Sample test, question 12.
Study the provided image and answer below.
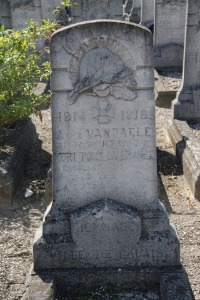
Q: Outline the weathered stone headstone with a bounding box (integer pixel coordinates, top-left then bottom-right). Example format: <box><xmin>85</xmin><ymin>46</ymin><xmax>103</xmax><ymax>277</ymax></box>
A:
<box><xmin>0</xmin><ymin>0</ymin><xmax>12</xmax><ymax>29</ymax></box>
<box><xmin>9</xmin><ymin>0</ymin><xmax>63</xmax><ymax>29</ymax></box>
<box><xmin>130</xmin><ymin>0</ymin><xmax>141</xmax><ymax>23</ymax></box>
<box><xmin>10</xmin><ymin>0</ymin><xmax>41</xmax><ymax>29</ymax></box>
<box><xmin>154</xmin><ymin>0</ymin><xmax>186</xmax><ymax>70</ymax></box>
<box><xmin>141</xmin><ymin>0</ymin><xmax>154</xmax><ymax>30</ymax></box>
<box><xmin>33</xmin><ymin>20</ymin><xmax>179</xmax><ymax>279</ymax></box>
<box><xmin>71</xmin><ymin>0</ymin><xmax>124</xmax><ymax>23</ymax></box>
<box><xmin>172</xmin><ymin>0</ymin><xmax>200</xmax><ymax>120</ymax></box>
<box><xmin>40</xmin><ymin>0</ymin><xmax>62</xmax><ymax>20</ymax></box>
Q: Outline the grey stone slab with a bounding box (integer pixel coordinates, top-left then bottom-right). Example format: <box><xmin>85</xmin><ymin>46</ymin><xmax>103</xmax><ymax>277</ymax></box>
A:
<box><xmin>22</xmin><ymin>267</ymin><xmax>194</xmax><ymax>299</ymax></box>
<box><xmin>130</xmin><ymin>0</ymin><xmax>141</xmax><ymax>23</ymax></box>
<box><xmin>141</xmin><ymin>0</ymin><xmax>154</xmax><ymax>30</ymax></box>
<box><xmin>168</xmin><ymin>118</ymin><xmax>200</xmax><ymax>200</ymax></box>
<box><xmin>33</xmin><ymin>20</ymin><xmax>180</xmax><ymax>274</ymax></box>
<box><xmin>154</xmin><ymin>0</ymin><xmax>186</xmax><ymax>70</ymax></box>
<box><xmin>71</xmin><ymin>0</ymin><xmax>124</xmax><ymax>23</ymax></box>
<box><xmin>10</xmin><ymin>0</ymin><xmax>41</xmax><ymax>30</ymax></box>
<box><xmin>0</xmin><ymin>118</ymin><xmax>37</xmax><ymax>208</ymax></box>
<box><xmin>8</xmin><ymin>0</ymin><xmax>63</xmax><ymax>30</ymax></box>
<box><xmin>0</xmin><ymin>0</ymin><xmax>13</xmax><ymax>29</ymax></box>
<box><xmin>34</xmin><ymin>200</ymin><xmax>179</xmax><ymax>269</ymax></box>
<box><xmin>22</xmin><ymin>266</ymin><xmax>54</xmax><ymax>300</ymax></box>
<box><xmin>172</xmin><ymin>0</ymin><xmax>200</xmax><ymax>120</ymax></box>
<box><xmin>40</xmin><ymin>0</ymin><xmax>61</xmax><ymax>20</ymax></box>
<box><xmin>154</xmin><ymin>70</ymin><xmax>179</xmax><ymax>107</ymax></box>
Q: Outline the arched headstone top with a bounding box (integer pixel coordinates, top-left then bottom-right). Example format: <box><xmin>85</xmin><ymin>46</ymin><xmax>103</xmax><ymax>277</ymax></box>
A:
<box><xmin>50</xmin><ymin>20</ymin><xmax>153</xmax><ymax>94</ymax></box>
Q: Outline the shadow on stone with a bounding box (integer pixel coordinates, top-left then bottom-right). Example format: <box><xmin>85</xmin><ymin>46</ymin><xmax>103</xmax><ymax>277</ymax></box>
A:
<box><xmin>157</xmin><ymin>148</ymin><xmax>183</xmax><ymax>177</ymax></box>
<box><xmin>23</xmin><ymin>266</ymin><xmax>194</xmax><ymax>300</ymax></box>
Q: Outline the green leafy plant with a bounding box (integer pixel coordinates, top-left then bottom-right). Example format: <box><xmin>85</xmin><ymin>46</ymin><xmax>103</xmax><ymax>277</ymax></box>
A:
<box><xmin>61</xmin><ymin>0</ymin><xmax>72</xmax><ymax>6</ymax></box>
<box><xmin>0</xmin><ymin>20</ymin><xmax>56</xmax><ymax>127</ymax></box>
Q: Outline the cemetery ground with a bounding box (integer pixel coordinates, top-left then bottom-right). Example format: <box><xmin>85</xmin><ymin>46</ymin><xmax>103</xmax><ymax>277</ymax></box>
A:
<box><xmin>0</xmin><ymin>105</ymin><xmax>200</xmax><ymax>300</ymax></box>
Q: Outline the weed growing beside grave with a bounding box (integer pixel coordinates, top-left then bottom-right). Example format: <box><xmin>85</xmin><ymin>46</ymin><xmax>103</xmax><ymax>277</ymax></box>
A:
<box><xmin>0</xmin><ymin>20</ymin><xmax>56</xmax><ymax>127</ymax></box>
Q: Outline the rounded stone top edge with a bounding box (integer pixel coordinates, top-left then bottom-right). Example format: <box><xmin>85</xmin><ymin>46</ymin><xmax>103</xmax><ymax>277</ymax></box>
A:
<box><xmin>51</xmin><ymin>19</ymin><xmax>152</xmax><ymax>39</ymax></box>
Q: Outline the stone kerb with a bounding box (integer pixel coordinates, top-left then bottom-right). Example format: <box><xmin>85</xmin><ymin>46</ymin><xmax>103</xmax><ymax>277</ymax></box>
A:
<box><xmin>154</xmin><ymin>0</ymin><xmax>186</xmax><ymax>70</ymax></box>
<box><xmin>33</xmin><ymin>20</ymin><xmax>179</xmax><ymax>272</ymax></box>
<box><xmin>172</xmin><ymin>0</ymin><xmax>200</xmax><ymax>120</ymax></box>
<box><xmin>71</xmin><ymin>0</ymin><xmax>124</xmax><ymax>23</ymax></box>
<box><xmin>168</xmin><ymin>118</ymin><xmax>200</xmax><ymax>200</ymax></box>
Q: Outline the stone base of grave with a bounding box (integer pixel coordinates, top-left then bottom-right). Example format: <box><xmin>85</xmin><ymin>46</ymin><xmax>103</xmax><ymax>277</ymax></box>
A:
<box><xmin>154</xmin><ymin>70</ymin><xmax>178</xmax><ymax>107</ymax></box>
<box><xmin>0</xmin><ymin>118</ymin><xmax>37</xmax><ymax>208</ymax></box>
<box><xmin>33</xmin><ymin>199</ymin><xmax>180</xmax><ymax>270</ymax></box>
<box><xmin>33</xmin><ymin>227</ymin><xmax>180</xmax><ymax>270</ymax></box>
<box><xmin>168</xmin><ymin>118</ymin><xmax>200</xmax><ymax>200</ymax></box>
<box><xmin>172</xmin><ymin>93</ymin><xmax>200</xmax><ymax>121</ymax></box>
<box><xmin>22</xmin><ymin>265</ymin><xmax>194</xmax><ymax>300</ymax></box>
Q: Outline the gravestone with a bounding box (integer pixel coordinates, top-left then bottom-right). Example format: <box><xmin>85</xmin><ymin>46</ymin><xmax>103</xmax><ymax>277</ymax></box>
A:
<box><xmin>9</xmin><ymin>0</ymin><xmax>63</xmax><ymax>29</ymax></box>
<box><xmin>172</xmin><ymin>0</ymin><xmax>200</xmax><ymax>120</ymax></box>
<box><xmin>10</xmin><ymin>0</ymin><xmax>41</xmax><ymax>29</ymax></box>
<box><xmin>0</xmin><ymin>0</ymin><xmax>12</xmax><ymax>29</ymax></box>
<box><xmin>33</xmin><ymin>20</ymin><xmax>179</xmax><ymax>280</ymax></box>
<box><xmin>154</xmin><ymin>0</ymin><xmax>186</xmax><ymax>70</ymax></box>
<box><xmin>130</xmin><ymin>0</ymin><xmax>141</xmax><ymax>23</ymax></box>
<box><xmin>71</xmin><ymin>0</ymin><xmax>124</xmax><ymax>23</ymax></box>
<box><xmin>40</xmin><ymin>0</ymin><xmax>62</xmax><ymax>20</ymax></box>
<box><xmin>141</xmin><ymin>0</ymin><xmax>154</xmax><ymax>30</ymax></box>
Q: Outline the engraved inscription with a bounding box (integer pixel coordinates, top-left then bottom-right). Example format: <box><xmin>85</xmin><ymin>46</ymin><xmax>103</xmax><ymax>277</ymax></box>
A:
<box><xmin>49</xmin><ymin>247</ymin><xmax>169</xmax><ymax>264</ymax></box>
<box><xmin>75</xmin><ymin>221</ymin><xmax>137</xmax><ymax>233</ymax></box>
<box><xmin>53</xmin><ymin>109</ymin><xmax>152</xmax><ymax>124</ymax></box>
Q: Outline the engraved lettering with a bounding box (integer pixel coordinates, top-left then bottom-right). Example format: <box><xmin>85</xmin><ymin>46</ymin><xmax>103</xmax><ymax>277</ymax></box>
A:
<box><xmin>56</xmin><ymin>130</ymin><xmax>63</xmax><ymax>139</ymax></box>
<box><xmin>64</xmin><ymin>111</ymin><xmax>71</xmax><ymax>121</ymax></box>
<box><xmin>145</xmin><ymin>127</ymin><xmax>152</xmax><ymax>136</ymax></box>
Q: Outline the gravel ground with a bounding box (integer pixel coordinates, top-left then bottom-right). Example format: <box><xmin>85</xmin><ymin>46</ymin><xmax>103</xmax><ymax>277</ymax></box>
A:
<box><xmin>188</xmin><ymin>121</ymin><xmax>200</xmax><ymax>141</ymax></box>
<box><xmin>158</xmin><ymin>72</ymin><xmax>182</xmax><ymax>90</ymax></box>
<box><xmin>0</xmin><ymin>105</ymin><xmax>200</xmax><ymax>300</ymax></box>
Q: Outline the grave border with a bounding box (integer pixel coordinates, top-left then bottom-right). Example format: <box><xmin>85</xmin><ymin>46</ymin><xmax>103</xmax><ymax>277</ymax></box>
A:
<box><xmin>168</xmin><ymin>118</ymin><xmax>200</xmax><ymax>200</ymax></box>
<box><xmin>22</xmin><ymin>265</ymin><xmax>194</xmax><ymax>300</ymax></box>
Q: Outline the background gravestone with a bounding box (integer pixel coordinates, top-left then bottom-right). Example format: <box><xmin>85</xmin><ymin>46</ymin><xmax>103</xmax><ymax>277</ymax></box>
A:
<box><xmin>9</xmin><ymin>0</ymin><xmax>62</xmax><ymax>29</ymax></box>
<box><xmin>71</xmin><ymin>0</ymin><xmax>124</xmax><ymax>23</ymax></box>
<box><xmin>33</xmin><ymin>20</ymin><xmax>179</xmax><ymax>274</ymax></box>
<box><xmin>154</xmin><ymin>0</ymin><xmax>186</xmax><ymax>70</ymax></box>
<box><xmin>40</xmin><ymin>0</ymin><xmax>62</xmax><ymax>20</ymax></box>
<box><xmin>172</xmin><ymin>0</ymin><xmax>200</xmax><ymax>120</ymax></box>
<box><xmin>0</xmin><ymin>0</ymin><xmax>12</xmax><ymax>29</ymax></box>
<box><xmin>141</xmin><ymin>0</ymin><xmax>154</xmax><ymax>31</ymax></box>
<box><xmin>10</xmin><ymin>0</ymin><xmax>41</xmax><ymax>29</ymax></box>
<box><xmin>130</xmin><ymin>0</ymin><xmax>141</xmax><ymax>23</ymax></box>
